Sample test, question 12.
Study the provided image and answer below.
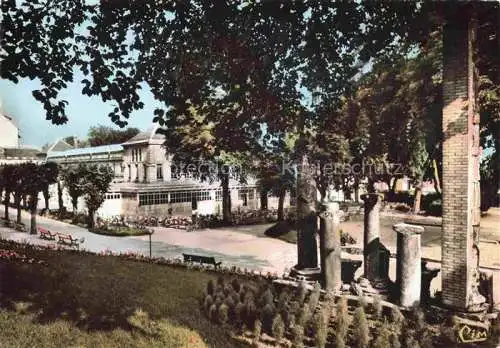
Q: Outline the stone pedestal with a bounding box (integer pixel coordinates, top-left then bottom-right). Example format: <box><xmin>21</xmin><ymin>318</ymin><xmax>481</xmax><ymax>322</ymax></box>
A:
<box><xmin>319</xmin><ymin>202</ymin><xmax>342</xmax><ymax>292</ymax></box>
<box><xmin>421</xmin><ymin>261</ymin><xmax>440</xmax><ymax>303</ymax></box>
<box><xmin>361</xmin><ymin>193</ymin><xmax>381</xmax><ymax>281</ymax></box>
<box><xmin>394</xmin><ymin>223</ymin><xmax>423</xmax><ymax>308</ymax></box>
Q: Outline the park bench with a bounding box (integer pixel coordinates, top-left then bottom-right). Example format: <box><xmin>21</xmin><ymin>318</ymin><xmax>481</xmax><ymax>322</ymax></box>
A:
<box><xmin>182</xmin><ymin>253</ymin><xmax>221</xmax><ymax>269</ymax></box>
<box><xmin>57</xmin><ymin>233</ymin><xmax>85</xmax><ymax>248</ymax></box>
<box><xmin>37</xmin><ymin>227</ymin><xmax>57</xmax><ymax>241</ymax></box>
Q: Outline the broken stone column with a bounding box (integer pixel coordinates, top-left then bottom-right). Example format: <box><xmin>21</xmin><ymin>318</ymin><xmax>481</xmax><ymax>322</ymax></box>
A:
<box><xmin>319</xmin><ymin>201</ymin><xmax>342</xmax><ymax>292</ymax></box>
<box><xmin>394</xmin><ymin>223</ymin><xmax>423</xmax><ymax>308</ymax></box>
<box><xmin>361</xmin><ymin>193</ymin><xmax>381</xmax><ymax>281</ymax></box>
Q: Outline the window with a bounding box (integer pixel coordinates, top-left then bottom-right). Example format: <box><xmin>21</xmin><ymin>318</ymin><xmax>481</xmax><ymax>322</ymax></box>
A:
<box><xmin>157</xmin><ymin>164</ymin><xmax>163</xmax><ymax>180</ymax></box>
<box><xmin>215</xmin><ymin>190</ymin><xmax>222</xmax><ymax>201</ymax></box>
<box><xmin>132</xmin><ymin>149</ymin><xmax>135</xmax><ymax>162</ymax></box>
<box><xmin>170</xmin><ymin>191</ymin><xmax>191</xmax><ymax>203</ymax></box>
<box><xmin>143</xmin><ymin>164</ymin><xmax>147</xmax><ymax>182</ymax></box>
<box><xmin>139</xmin><ymin>192</ymin><xmax>170</xmax><ymax>206</ymax></box>
<box><xmin>239</xmin><ymin>188</ymin><xmax>255</xmax><ymax>200</ymax></box>
<box><xmin>128</xmin><ymin>165</ymin><xmax>131</xmax><ymax>181</ymax></box>
<box><xmin>139</xmin><ymin>148</ymin><xmax>142</xmax><ymax>161</ymax></box>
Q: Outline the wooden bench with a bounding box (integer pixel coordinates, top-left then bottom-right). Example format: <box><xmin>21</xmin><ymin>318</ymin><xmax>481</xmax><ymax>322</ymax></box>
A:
<box><xmin>182</xmin><ymin>253</ymin><xmax>221</xmax><ymax>268</ymax></box>
<box><xmin>57</xmin><ymin>233</ymin><xmax>85</xmax><ymax>248</ymax></box>
<box><xmin>38</xmin><ymin>227</ymin><xmax>57</xmax><ymax>240</ymax></box>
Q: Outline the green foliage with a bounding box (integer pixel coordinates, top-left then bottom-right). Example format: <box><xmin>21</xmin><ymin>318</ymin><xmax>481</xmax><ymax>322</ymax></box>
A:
<box><xmin>390</xmin><ymin>306</ymin><xmax>405</xmax><ymax>330</ymax></box>
<box><xmin>352</xmin><ymin>306</ymin><xmax>370</xmax><ymax>348</ymax></box>
<box><xmin>209</xmin><ymin>304</ymin><xmax>218</xmax><ymax>323</ymax></box>
<box><xmin>88</xmin><ymin>125</ymin><xmax>140</xmax><ymax>146</ymax></box>
<box><xmin>296</xmin><ymin>281</ymin><xmax>307</xmax><ymax>305</ymax></box>
<box><xmin>207</xmin><ymin>279</ymin><xmax>215</xmax><ymax>296</ymax></box>
<box><xmin>203</xmin><ymin>295</ymin><xmax>214</xmax><ymax>315</ymax></box>
<box><xmin>60</xmin><ymin>164</ymin><xmax>87</xmax><ymax>212</ymax></box>
<box><xmin>218</xmin><ymin>303</ymin><xmax>229</xmax><ymax>326</ymax></box>
<box><xmin>81</xmin><ymin>164</ymin><xmax>114</xmax><ymax>229</ymax></box>
<box><xmin>308</xmin><ymin>282</ymin><xmax>321</xmax><ymax>311</ymax></box>
<box><xmin>271</xmin><ymin>314</ymin><xmax>285</xmax><ymax>343</ymax></box>
<box><xmin>260</xmin><ymin>303</ymin><xmax>276</xmax><ymax>334</ymax></box>
<box><xmin>335</xmin><ymin>296</ymin><xmax>349</xmax><ymax>348</ymax></box>
<box><xmin>313</xmin><ymin>307</ymin><xmax>329</xmax><ymax>348</ymax></box>
<box><xmin>373</xmin><ymin>320</ymin><xmax>392</xmax><ymax>348</ymax></box>
<box><xmin>253</xmin><ymin>319</ymin><xmax>262</xmax><ymax>346</ymax></box>
<box><xmin>292</xmin><ymin>324</ymin><xmax>305</xmax><ymax>348</ymax></box>
<box><xmin>372</xmin><ymin>295</ymin><xmax>383</xmax><ymax>319</ymax></box>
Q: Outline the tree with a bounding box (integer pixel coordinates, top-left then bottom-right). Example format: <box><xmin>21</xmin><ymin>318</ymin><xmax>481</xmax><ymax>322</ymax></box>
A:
<box><xmin>87</xmin><ymin>125</ymin><xmax>140</xmax><ymax>146</ymax></box>
<box><xmin>41</xmin><ymin>162</ymin><xmax>59</xmax><ymax>212</ymax></box>
<box><xmin>11</xmin><ymin>164</ymin><xmax>30</xmax><ymax>225</ymax></box>
<box><xmin>22</xmin><ymin>163</ymin><xmax>47</xmax><ymax>234</ymax></box>
<box><xmin>81</xmin><ymin>164</ymin><xmax>114</xmax><ymax>229</ymax></box>
<box><xmin>1</xmin><ymin>165</ymin><xmax>16</xmax><ymax>221</ymax></box>
<box><xmin>60</xmin><ymin>163</ymin><xmax>87</xmax><ymax>214</ymax></box>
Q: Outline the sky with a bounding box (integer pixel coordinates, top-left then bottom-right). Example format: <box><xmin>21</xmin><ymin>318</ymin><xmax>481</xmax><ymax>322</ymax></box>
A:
<box><xmin>0</xmin><ymin>72</ymin><xmax>163</xmax><ymax>148</ymax></box>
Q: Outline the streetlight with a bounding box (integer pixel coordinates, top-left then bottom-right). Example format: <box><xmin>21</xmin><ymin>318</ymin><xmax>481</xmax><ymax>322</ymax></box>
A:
<box><xmin>148</xmin><ymin>228</ymin><xmax>154</xmax><ymax>258</ymax></box>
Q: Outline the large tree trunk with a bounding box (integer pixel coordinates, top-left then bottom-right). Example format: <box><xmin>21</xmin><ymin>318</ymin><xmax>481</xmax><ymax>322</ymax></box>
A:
<box><xmin>57</xmin><ymin>181</ymin><xmax>64</xmax><ymax>214</ymax></box>
<box><xmin>221</xmin><ymin>173</ymin><xmax>231</xmax><ymax>224</ymax></box>
<box><xmin>4</xmin><ymin>189</ymin><xmax>10</xmax><ymax>221</ymax></box>
<box><xmin>413</xmin><ymin>182</ymin><xmax>423</xmax><ymax>214</ymax></box>
<box><xmin>260</xmin><ymin>188</ymin><xmax>268</xmax><ymax>210</ymax></box>
<box><xmin>277</xmin><ymin>188</ymin><xmax>286</xmax><ymax>221</ymax></box>
<box><xmin>296</xmin><ymin>153</ymin><xmax>318</xmax><ymax>269</ymax></box>
<box><xmin>88</xmin><ymin>209</ymin><xmax>95</xmax><ymax>229</ymax></box>
<box><xmin>43</xmin><ymin>188</ymin><xmax>50</xmax><ymax>211</ymax></box>
<box><xmin>71</xmin><ymin>196</ymin><xmax>78</xmax><ymax>213</ymax></box>
<box><xmin>15</xmin><ymin>196</ymin><xmax>22</xmax><ymax>225</ymax></box>
<box><xmin>432</xmin><ymin>159</ymin><xmax>442</xmax><ymax>195</ymax></box>
<box><xmin>29</xmin><ymin>195</ymin><xmax>37</xmax><ymax>234</ymax></box>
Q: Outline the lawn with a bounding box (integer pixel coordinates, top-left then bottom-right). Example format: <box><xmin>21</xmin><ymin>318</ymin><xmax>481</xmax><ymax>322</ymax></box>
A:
<box><xmin>89</xmin><ymin>225</ymin><xmax>151</xmax><ymax>237</ymax></box>
<box><xmin>0</xmin><ymin>241</ymin><xmax>248</xmax><ymax>348</ymax></box>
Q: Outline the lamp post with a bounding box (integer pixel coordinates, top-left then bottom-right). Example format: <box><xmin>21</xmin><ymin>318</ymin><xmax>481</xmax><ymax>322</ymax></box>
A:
<box><xmin>148</xmin><ymin>228</ymin><xmax>154</xmax><ymax>258</ymax></box>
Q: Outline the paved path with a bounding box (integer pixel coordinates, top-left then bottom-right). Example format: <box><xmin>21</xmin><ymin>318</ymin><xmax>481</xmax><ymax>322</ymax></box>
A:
<box><xmin>0</xmin><ymin>208</ymin><xmax>296</xmax><ymax>274</ymax></box>
<box><xmin>1</xmin><ymin>207</ymin><xmax>498</xmax><ymax>277</ymax></box>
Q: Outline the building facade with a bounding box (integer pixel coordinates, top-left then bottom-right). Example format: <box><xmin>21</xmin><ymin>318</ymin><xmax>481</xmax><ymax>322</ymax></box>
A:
<box><xmin>46</xmin><ymin>126</ymin><xmax>280</xmax><ymax>218</ymax></box>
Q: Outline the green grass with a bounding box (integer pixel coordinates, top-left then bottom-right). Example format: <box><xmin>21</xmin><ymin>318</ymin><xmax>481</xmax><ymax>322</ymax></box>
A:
<box><xmin>89</xmin><ymin>226</ymin><xmax>150</xmax><ymax>237</ymax></box>
<box><xmin>0</xmin><ymin>241</ymin><xmax>248</xmax><ymax>348</ymax></box>
<box><xmin>264</xmin><ymin>221</ymin><xmax>297</xmax><ymax>244</ymax></box>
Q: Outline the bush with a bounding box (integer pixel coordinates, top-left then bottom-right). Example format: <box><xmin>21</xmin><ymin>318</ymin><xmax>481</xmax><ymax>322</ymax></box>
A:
<box><xmin>390</xmin><ymin>306</ymin><xmax>404</xmax><ymax>330</ymax></box>
<box><xmin>308</xmin><ymin>282</ymin><xmax>321</xmax><ymax>311</ymax></box>
<box><xmin>272</xmin><ymin>314</ymin><xmax>285</xmax><ymax>343</ymax></box>
<box><xmin>218</xmin><ymin>303</ymin><xmax>229</xmax><ymax>326</ymax></box>
<box><xmin>313</xmin><ymin>308</ymin><xmax>328</xmax><ymax>348</ymax></box>
<box><xmin>209</xmin><ymin>303</ymin><xmax>218</xmax><ymax>323</ymax></box>
<box><xmin>297</xmin><ymin>303</ymin><xmax>311</xmax><ymax>328</ymax></box>
<box><xmin>261</xmin><ymin>303</ymin><xmax>276</xmax><ymax>334</ymax></box>
<box><xmin>231</xmin><ymin>278</ymin><xmax>241</xmax><ymax>293</ymax></box>
<box><xmin>278</xmin><ymin>290</ymin><xmax>290</xmax><ymax>311</ymax></box>
<box><xmin>292</xmin><ymin>325</ymin><xmax>305</xmax><ymax>348</ymax></box>
<box><xmin>352</xmin><ymin>306</ymin><xmax>370</xmax><ymax>348</ymax></box>
<box><xmin>207</xmin><ymin>279</ymin><xmax>215</xmax><ymax>296</ymax></box>
<box><xmin>372</xmin><ymin>295</ymin><xmax>383</xmax><ymax>319</ymax></box>
<box><xmin>203</xmin><ymin>295</ymin><xmax>214</xmax><ymax>315</ymax></box>
<box><xmin>234</xmin><ymin>302</ymin><xmax>245</xmax><ymax>330</ymax></box>
<box><xmin>253</xmin><ymin>319</ymin><xmax>262</xmax><ymax>346</ymax></box>
<box><xmin>421</xmin><ymin>193</ymin><xmax>442</xmax><ymax>216</ymax></box>
<box><xmin>296</xmin><ymin>281</ymin><xmax>307</xmax><ymax>304</ymax></box>
<box><xmin>244</xmin><ymin>299</ymin><xmax>258</xmax><ymax>329</ymax></box>
<box><xmin>261</xmin><ymin>288</ymin><xmax>274</xmax><ymax>307</ymax></box>
<box><xmin>335</xmin><ymin>297</ymin><xmax>349</xmax><ymax>348</ymax></box>
<box><xmin>373</xmin><ymin>320</ymin><xmax>392</xmax><ymax>348</ymax></box>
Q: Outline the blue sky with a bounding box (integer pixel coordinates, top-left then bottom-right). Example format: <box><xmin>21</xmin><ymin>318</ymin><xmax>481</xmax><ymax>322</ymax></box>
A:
<box><xmin>0</xmin><ymin>71</ymin><xmax>163</xmax><ymax>148</ymax></box>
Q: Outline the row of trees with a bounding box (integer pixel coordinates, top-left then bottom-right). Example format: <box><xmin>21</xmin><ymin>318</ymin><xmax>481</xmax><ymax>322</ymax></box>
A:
<box><xmin>0</xmin><ymin>162</ymin><xmax>114</xmax><ymax>232</ymax></box>
<box><xmin>62</xmin><ymin>125</ymin><xmax>141</xmax><ymax>148</ymax></box>
<box><xmin>2</xmin><ymin>2</ymin><xmax>498</xmax><ymax>221</ymax></box>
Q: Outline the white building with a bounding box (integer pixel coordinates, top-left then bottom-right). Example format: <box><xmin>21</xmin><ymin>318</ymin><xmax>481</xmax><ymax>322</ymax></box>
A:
<box><xmin>46</xmin><ymin>126</ymin><xmax>283</xmax><ymax>218</ymax></box>
<box><xmin>0</xmin><ymin>113</ymin><xmax>19</xmax><ymax>148</ymax></box>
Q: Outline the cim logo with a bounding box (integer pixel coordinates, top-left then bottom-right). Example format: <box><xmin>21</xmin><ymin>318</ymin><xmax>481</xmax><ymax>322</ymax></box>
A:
<box><xmin>457</xmin><ymin>323</ymin><xmax>489</xmax><ymax>344</ymax></box>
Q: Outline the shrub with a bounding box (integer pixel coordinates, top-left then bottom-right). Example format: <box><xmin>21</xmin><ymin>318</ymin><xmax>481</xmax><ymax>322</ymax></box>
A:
<box><xmin>308</xmin><ymin>282</ymin><xmax>321</xmax><ymax>310</ymax></box>
<box><xmin>292</xmin><ymin>324</ymin><xmax>305</xmax><ymax>348</ymax></box>
<box><xmin>261</xmin><ymin>303</ymin><xmax>276</xmax><ymax>334</ymax></box>
<box><xmin>218</xmin><ymin>303</ymin><xmax>229</xmax><ymax>326</ymax></box>
<box><xmin>209</xmin><ymin>304</ymin><xmax>218</xmax><ymax>323</ymax></box>
<box><xmin>335</xmin><ymin>297</ymin><xmax>349</xmax><ymax>348</ymax></box>
<box><xmin>421</xmin><ymin>193</ymin><xmax>442</xmax><ymax>216</ymax></box>
<box><xmin>244</xmin><ymin>299</ymin><xmax>258</xmax><ymax>329</ymax></box>
<box><xmin>261</xmin><ymin>288</ymin><xmax>274</xmax><ymax>307</ymax></box>
<box><xmin>373</xmin><ymin>320</ymin><xmax>392</xmax><ymax>348</ymax></box>
<box><xmin>313</xmin><ymin>308</ymin><xmax>328</xmax><ymax>348</ymax></box>
<box><xmin>352</xmin><ymin>306</ymin><xmax>370</xmax><ymax>348</ymax></box>
<box><xmin>234</xmin><ymin>302</ymin><xmax>245</xmax><ymax>331</ymax></box>
<box><xmin>296</xmin><ymin>281</ymin><xmax>307</xmax><ymax>304</ymax></box>
<box><xmin>288</xmin><ymin>313</ymin><xmax>296</xmax><ymax>330</ymax></box>
<box><xmin>272</xmin><ymin>314</ymin><xmax>285</xmax><ymax>343</ymax></box>
<box><xmin>253</xmin><ymin>319</ymin><xmax>262</xmax><ymax>346</ymax></box>
<box><xmin>297</xmin><ymin>303</ymin><xmax>311</xmax><ymax>328</ymax></box>
<box><xmin>372</xmin><ymin>295</ymin><xmax>383</xmax><ymax>319</ymax></box>
<box><xmin>278</xmin><ymin>290</ymin><xmax>290</xmax><ymax>311</ymax></box>
<box><xmin>390</xmin><ymin>306</ymin><xmax>405</xmax><ymax>330</ymax></box>
<box><xmin>358</xmin><ymin>296</ymin><xmax>368</xmax><ymax>310</ymax></box>
<box><xmin>203</xmin><ymin>295</ymin><xmax>214</xmax><ymax>315</ymax></box>
<box><xmin>216</xmin><ymin>276</ymin><xmax>225</xmax><ymax>288</ymax></box>
<box><xmin>230</xmin><ymin>278</ymin><xmax>241</xmax><ymax>292</ymax></box>
<box><xmin>206</xmin><ymin>279</ymin><xmax>215</xmax><ymax>296</ymax></box>
<box><xmin>390</xmin><ymin>332</ymin><xmax>402</xmax><ymax>348</ymax></box>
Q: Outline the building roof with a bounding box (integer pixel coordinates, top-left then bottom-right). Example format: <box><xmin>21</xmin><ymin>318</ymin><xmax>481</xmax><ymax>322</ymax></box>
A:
<box><xmin>0</xmin><ymin>146</ymin><xmax>42</xmax><ymax>159</ymax></box>
<box><xmin>46</xmin><ymin>139</ymin><xmax>73</xmax><ymax>153</ymax></box>
<box><xmin>121</xmin><ymin>125</ymin><xmax>165</xmax><ymax>145</ymax></box>
<box><xmin>1</xmin><ymin>112</ymin><xmax>18</xmax><ymax>128</ymax></box>
<box><xmin>47</xmin><ymin>144</ymin><xmax>123</xmax><ymax>159</ymax></box>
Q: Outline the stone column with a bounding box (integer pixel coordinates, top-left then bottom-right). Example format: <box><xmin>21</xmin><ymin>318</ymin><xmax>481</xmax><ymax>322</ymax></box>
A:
<box><xmin>319</xmin><ymin>201</ymin><xmax>342</xmax><ymax>292</ymax></box>
<box><xmin>361</xmin><ymin>193</ymin><xmax>381</xmax><ymax>281</ymax></box>
<box><xmin>394</xmin><ymin>223</ymin><xmax>423</xmax><ymax>308</ymax></box>
<box><xmin>296</xmin><ymin>153</ymin><xmax>318</xmax><ymax>269</ymax></box>
<box><xmin>441</xmin><ymin>6</ymin><xmax>485</xmax><ymax>311</ymax></box>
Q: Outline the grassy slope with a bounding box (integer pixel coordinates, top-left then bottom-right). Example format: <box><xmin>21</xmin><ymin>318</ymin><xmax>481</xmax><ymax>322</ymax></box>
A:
<box><xmin>0</xmin><ymin>242</ymin><xmax>247</xmax><ymax>348</ymax></box>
